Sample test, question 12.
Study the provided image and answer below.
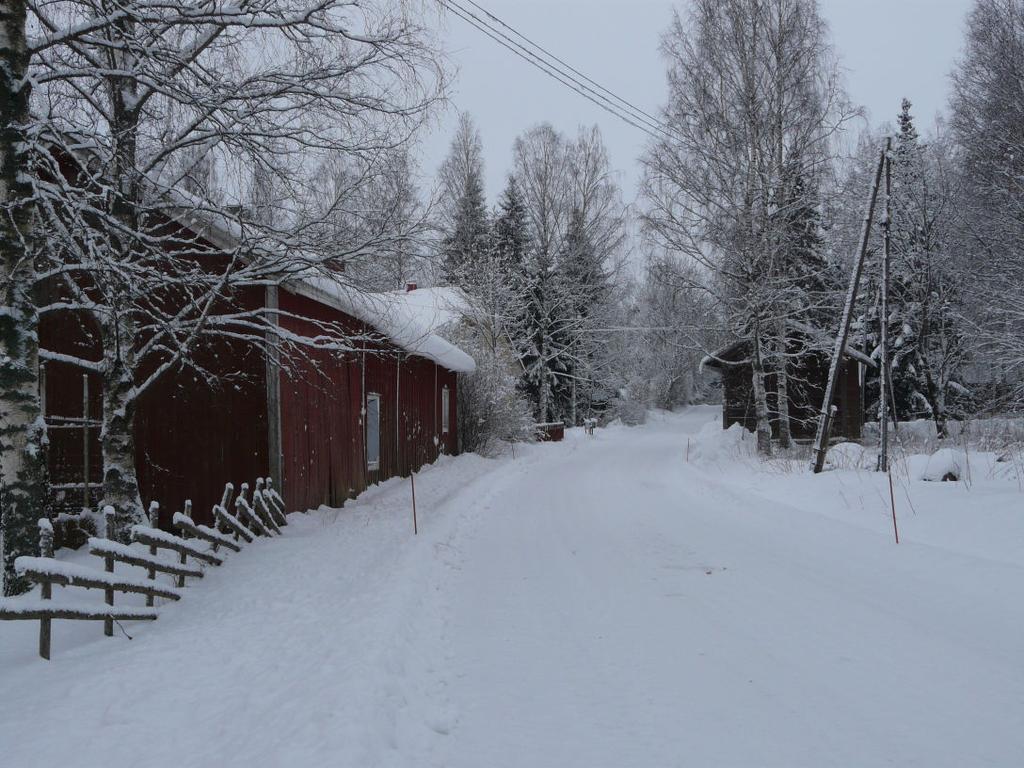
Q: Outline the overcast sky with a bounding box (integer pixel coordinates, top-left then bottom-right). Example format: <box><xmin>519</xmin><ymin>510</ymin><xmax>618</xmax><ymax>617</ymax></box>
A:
<box><xmin>419</xmin><ymin>0</ymin><xmax>973</xmax><ymax>204</ymax></box>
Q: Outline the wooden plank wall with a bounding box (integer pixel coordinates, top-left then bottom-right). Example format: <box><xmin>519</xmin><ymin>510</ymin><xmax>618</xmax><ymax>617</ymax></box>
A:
<box><xmin>278</xmin><ymin>289</ymin><xmax>460</xmax><ymax>513</ymax></box>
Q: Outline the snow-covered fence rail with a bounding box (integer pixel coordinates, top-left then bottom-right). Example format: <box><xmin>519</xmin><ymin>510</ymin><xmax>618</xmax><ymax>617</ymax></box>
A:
<box><xmin>173</xmin><ymin>511</ymin><xmax>242</xmax><ymax>553</ymax></box>
<box><xmin>0</xmin><ymin>519</ymin><xmax>160</xmax><ymax>659</ymax></box>
<box><xmin>0</xmin><ymin>477</ymin><xmax>290</xmax><ymax>660</ymax></box>
<box><xmin>260</xmin><ymin>478</ymin><xmax>288</xmax><ymax>527</ymax></box>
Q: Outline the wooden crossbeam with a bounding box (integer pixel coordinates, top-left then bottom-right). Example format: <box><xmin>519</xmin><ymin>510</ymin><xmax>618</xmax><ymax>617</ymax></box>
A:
<box><xmin>173</xmin><ymin>513</ymin><xmax>242</xmax><ymax>552</ymax></box>
<box><xmin>130</xmin><ymin>527</ymin><xmax>223</xmax><ymax>566</ymax></box>
<box><xmin>214</xmin><ymin>505</ymin><xmax>254</xmax><ymax>543</ymax></box>
<box><xmin>0</xmin><ymin>601</ymin><xmax>159</xmax><ymax>622</ymax></box>
<box><xmin>16</xmin><ymin>558</ymin><xmax>182</xmax><ymax>601</ymax></box>
<box><xmin>88</xmin><ymin>538</ymin><xmax>204</xmax><ymax>579</ymax></box>
<box><xmin>236</xmin><ymin>497</ymin><xmax>272</xmax><ymax>538</ymax></box>
<box><xmin>264</xmin><ymin>479</ymin><xmax>288</xmax><ymax>526</ymax></box>
<box><xmin>253</xmin><ymin>491</ymin><xmax>281</xmax><ymax>535</ymax></box>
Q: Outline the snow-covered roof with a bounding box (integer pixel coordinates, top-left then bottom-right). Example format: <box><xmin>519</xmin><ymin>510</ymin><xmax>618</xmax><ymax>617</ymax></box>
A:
<box><xmin>156</xmin><ymin>186</ymin><xmax>474</xmax><ymax>374</ymax></box>
<box><xmin>700</xmin><ymin>320</ymin><xmax>877</xmax><ymax>373</ymax></box>
<box><xmin>289</xmin><ymin>277</ymin><xmax>476</xmax><ymax>374</ymax></box>
<box><xmin>377</xmin><ymin>287</ymin><xmax>469</xmax><ymax>337</ymax></box>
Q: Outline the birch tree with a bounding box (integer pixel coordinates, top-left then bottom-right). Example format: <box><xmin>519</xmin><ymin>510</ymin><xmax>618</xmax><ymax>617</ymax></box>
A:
<box><xmin>642</xmin><ymin>0</ymin><xmax>853</xmax><ymax>454</ymax></box>
<box><xmin>1</xmin><ymin>0</ymin><xmax>48</xmax><ymax>594</ymax></box>
<box><xmin>951</xmin><ymin>0</ymin><xmax>1024</xmax><ymax>407</ymax></box>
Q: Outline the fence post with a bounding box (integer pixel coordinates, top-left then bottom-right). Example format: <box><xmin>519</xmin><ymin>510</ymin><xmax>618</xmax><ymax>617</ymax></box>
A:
<box><xmin>38</xmin><ymin>519</ymin><xmax>54</xmax><ymax>660</ymax></box>
<box><xmin>103</xmin><ymin>506</ymin><xmax>115</xmax><ymax>637</ymax></box>
<box><xmin>219</xmin><ymin>483</ymin><xmax>235</xmax><ymax>545</ymax></box>
<box><xmin>177</xmin><ymin>501</ymin><xmax>192</xmax><ymax>588</ymax></box>
<box><xmin>146</xmin><ymin>502</ymin><xmax>159</xmax><ymax>607</ymax></box>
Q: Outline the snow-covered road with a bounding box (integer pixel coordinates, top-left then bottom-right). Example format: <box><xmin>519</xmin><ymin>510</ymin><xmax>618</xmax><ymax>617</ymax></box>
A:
<box><xmin>3</xmin><ymin>408</ymin><xmax>1023</xmax><ymax>767</ymax></box>
<box><xmin>439</xmin><ymin>410</ymin><xmax>1024</xmax><ymax>767</ymax></box>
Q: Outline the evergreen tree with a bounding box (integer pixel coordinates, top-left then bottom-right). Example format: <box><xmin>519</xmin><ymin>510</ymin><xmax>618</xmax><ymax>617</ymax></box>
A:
<box><xmin>441</xmin><ymin>169</ymin><xmax>490</xmax><ymax>284</ymax></box>
<box><xmin>519</xmin><ymin>242</ymin><xmax>562</xmax><ymax>423</ymax></box>
<box><xmin>553</xmin><ymin>207</ymin><xmax>610</xmax><ymax>423</ymax></box>
<box><xmin>865</xmin><ymin>100</ymin><xmax>968</xmax><ymax>434</ymax></box>
<box><xmin>492</xmin><ymin>175</ymin><xmax>530</xmax><ymax>282</ymax></box>
<box><xmin>776</xmin><ymin>157</ymin><xmax>832</xmax><ymax>326</ymax></box>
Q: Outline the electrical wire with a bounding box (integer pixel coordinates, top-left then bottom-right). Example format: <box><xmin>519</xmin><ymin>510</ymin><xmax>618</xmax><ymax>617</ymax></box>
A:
<box><xmin>458</xmin><ymin>0</ymin><xmax>676</xmax><ymax>140</ymax></box>
<box><xmin>439</xmin><ymin>0</ymin><xmax>675</xmax><ymax>144</ymax></box>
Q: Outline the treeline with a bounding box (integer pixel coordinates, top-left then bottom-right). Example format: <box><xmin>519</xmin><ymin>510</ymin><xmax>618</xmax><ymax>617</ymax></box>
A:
<box><xmin>641</xmin><ymin>0</ymin><xmax>1024</xmax><ymax>454</ymax></box>
<box><xmin>433</xmin><ymin>117</ymin><xmax>633</xmax><ymax>451</ymax></box>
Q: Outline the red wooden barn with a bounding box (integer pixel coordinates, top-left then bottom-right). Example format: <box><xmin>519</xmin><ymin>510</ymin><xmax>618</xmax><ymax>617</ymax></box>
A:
<box><xmin>40</xmin><ymin>210</ymin><xmax>475</xmax><ymax>529</ymax></box>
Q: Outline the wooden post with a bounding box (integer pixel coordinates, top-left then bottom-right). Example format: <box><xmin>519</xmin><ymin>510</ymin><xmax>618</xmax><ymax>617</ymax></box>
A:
<box><xmin>410</xmin><ymin>471</ymin><xmax>418</xmax><ymax>536</ymax></box>
<box><xmin>811</xmin><ymin>139</ymin><xmax>889</xmax><ymax>473</ymax></box>
<box><xmin>219</xmin><ymin>483</ymin><xmax>235</xmax><ymax>546</ymax></box>
<box><xmin>177</xmin><ymin>500</ymin><xmax>192</xmax><ymax>588</ymax></box>
<box><xmin>38</xmin><ymin>519</ymin><xmax>54</xmax><ymax>660</ymax></box>
<box><xmin>146</xmin><ymin>501</ymin><xmax>159</xmax><ymax>607</ymax></box>
<box><xmin>103</xmin><ymin>506</ymin><xmax>115</xmax><ymax>637</ymax></box>
<box><xmin>265</xmin><ymin>478</ymin><xmax>287</xmax><ymax>525</ymax></box>
<box><xmin>888</xmin><ymin>470</ymin><xmax>900</xmax><ymax>544</ymax></box>
<box><xmin>878</xmin><ymin>146</ymin><xmax>892</xmax><ymax>473</ymax></box>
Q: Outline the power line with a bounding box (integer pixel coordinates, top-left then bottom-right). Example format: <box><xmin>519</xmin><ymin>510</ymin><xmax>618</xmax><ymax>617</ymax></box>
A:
<box><xmin>439</xmin><ymin>0</ymin><xmax>675</xmax><ymax>144</ymax></box>
<box><xmin>458</xmin><ymin>0</ymin><xmax>675</xmax><ymax>140</ymax></box>
<box><xmin>443</xmin><ymin>0</ymin><xmax>672</xmax><ymax>141</ymax></box>
<box><xmin>441</xmin><ymin>0</ymin><xmax>664</xmax><ymax>142</ymax></box>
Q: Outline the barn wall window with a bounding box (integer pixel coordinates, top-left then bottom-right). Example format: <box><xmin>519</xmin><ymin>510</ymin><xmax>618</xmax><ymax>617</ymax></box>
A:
<box><xmin>441</xmin><ymin>385</ymin><xmax>450</xmax><ymax>435</ymax></box>
<box><xmin>366</xmin><ymin>393</ymin><xmax>381</xmax><ymax>470</ymax></box>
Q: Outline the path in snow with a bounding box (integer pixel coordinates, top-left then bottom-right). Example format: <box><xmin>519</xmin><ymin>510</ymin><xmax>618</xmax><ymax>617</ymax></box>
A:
<box><xmin>436</xmin><ymin>410</ymin><xmax>1024</xmax><ymax>768</ymax></box>
<box><xmin>2</xmin><ymin>408</ymin><xmax>1022</xmax><ymax>767</ymax></box>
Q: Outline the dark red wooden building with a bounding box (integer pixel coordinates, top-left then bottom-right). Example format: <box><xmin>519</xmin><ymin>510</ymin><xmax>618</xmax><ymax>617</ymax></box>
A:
<box><xmin>702</xmin><ymin>331</ymin><xmax>874</xmax><ymax>441</ymax></box>
<box><xmin>41</xmin><ymin>212</ymin><xmax>474</xmax><ymax>528</ymax></box>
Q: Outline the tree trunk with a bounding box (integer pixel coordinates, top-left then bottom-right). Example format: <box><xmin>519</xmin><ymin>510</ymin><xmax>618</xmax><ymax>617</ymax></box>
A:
<box><xmin>537</xmin><ymin>373</ymin><xmax>550</xmax><ymax>424</ymax></box>
<box><xmin>99</xmin><ymin>69</ymin><xmax>145</xmax><ymax>541</ymax></box>
<box><xmin>751</xmin><ymin>331</ymin><xmax>773</xmax><ymax>457</ymax></box>
<box><xmin>774</xmin><ymin>325</ymin><xmax>793</xmax><ymax>449</ymax></box>
<box><xmin>0</xmin><ymin>0</ymin><xmax>48</xmax><ymax>596</ymax></box>
<box><xmin>921</xmin><ymin>362</ymin><xmax>947</xmax><ymax>439</ymax></box>
<box><xmin>100</xmin><ymin>347</ymin><xmax>144</xmax><ymax>540</ymax></box>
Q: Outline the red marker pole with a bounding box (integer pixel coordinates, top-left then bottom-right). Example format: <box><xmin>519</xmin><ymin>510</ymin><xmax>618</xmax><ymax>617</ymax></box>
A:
<box><xmin>888</xmin><ymin>471</ymin><xmax>899</xmax><ymax>544</ymax></box>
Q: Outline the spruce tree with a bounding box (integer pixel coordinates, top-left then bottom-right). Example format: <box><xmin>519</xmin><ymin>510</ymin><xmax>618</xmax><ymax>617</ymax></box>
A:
<box><xmin>553</xmin><ymin>207</ymin><xmax>609</xmax><ymax>424</ymax></box>
<box><xmin>866</xmin><ymin>99</ymin><xmax>967</xmax><ymax>433</ymax></box>
<box><xmin>441</xmin><ymin>169</ymin><xmax>490</xmax><ymax>284</ymax></box>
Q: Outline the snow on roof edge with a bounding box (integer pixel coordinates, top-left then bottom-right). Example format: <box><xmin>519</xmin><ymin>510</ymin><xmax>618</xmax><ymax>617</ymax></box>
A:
<box><xmin>288</xmin><ymin>276</ymin><xmax>476</xmax><ymax>374</ymax></box>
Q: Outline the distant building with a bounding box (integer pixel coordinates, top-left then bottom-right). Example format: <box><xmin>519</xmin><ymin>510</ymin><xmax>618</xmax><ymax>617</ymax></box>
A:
<box><xmin>701</xmin><ymin>326</ymin><xmax>874</xmax><ymax>441</ymax></box>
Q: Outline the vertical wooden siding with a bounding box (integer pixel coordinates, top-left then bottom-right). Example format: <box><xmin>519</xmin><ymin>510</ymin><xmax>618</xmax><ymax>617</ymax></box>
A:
<box><xmin>278</xmin><ymin>289</ymin><xmax>460</xmax><ymax>512</ymax></box>
<box><xmin>134</xmin><ymin>342</ymin><xmax>268</xmax><ymax>528</ymax></box>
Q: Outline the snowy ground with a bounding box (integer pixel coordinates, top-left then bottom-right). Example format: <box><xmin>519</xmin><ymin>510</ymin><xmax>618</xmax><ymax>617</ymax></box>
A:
<box><xmin>3</xmin><ymin>406</ymin><xmax>1023</xmax><ymax>767</ymax></box>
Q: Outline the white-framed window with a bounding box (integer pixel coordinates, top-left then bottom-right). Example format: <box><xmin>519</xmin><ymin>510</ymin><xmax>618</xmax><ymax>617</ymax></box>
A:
<box><xmin>441</xmin><ymin>385</ymin><xmax>450</xmax><ymax>435</ymax></box>
<box><xmin>366</xmin><ymin>393</ymin><xmax>381</xmax><ymax>470</ymax></box>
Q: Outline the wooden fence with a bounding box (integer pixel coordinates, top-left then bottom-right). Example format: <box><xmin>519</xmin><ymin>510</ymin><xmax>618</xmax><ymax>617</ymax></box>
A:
<box><xmin>0</xmin><ymin>477</ymin><xmax>289</xmax><ymax>659</ymax></box>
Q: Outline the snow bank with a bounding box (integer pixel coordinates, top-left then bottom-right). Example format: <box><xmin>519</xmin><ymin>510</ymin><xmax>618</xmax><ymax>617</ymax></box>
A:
<box><xmin>686</xmin><ymin>421</ymin><xmax>756</xmax><ymax>465</ymax></box>
<box><xmin>825</xmin><ymin>441</ymin><xmax>874</xmax><ymax>470</ymax></box>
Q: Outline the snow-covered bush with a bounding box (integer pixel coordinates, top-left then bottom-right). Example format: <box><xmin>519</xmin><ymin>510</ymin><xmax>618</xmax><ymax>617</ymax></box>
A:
<box><xmin>864</xmin><ymin>416</ymin><xmax>1024</xmax><ymax>455</ymax></box>
<box><xmin>920</xmin><ymin>449</ymin><xmax>963</xmax><ymax>482</ymax></box>
<box><xmin>452</xmin><ymin>333</ymin><xmax>535</xmax><ymax>457</ymax></box>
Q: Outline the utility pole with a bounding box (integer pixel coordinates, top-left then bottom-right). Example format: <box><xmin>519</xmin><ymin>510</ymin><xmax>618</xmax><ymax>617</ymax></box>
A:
<box><xmin>811</xmin><ymin>138</ymin><xmax>890</xmax><ymax>474</ymax></box>
<box><xmin>877</xmin><ymin>145</ymin><xmax>892</xmax><ymax>472</ymax></box>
